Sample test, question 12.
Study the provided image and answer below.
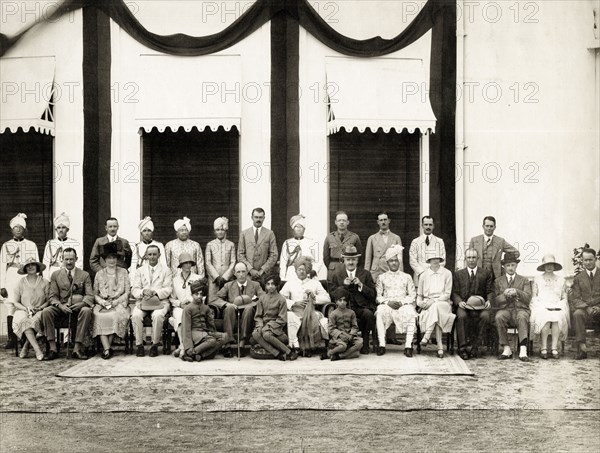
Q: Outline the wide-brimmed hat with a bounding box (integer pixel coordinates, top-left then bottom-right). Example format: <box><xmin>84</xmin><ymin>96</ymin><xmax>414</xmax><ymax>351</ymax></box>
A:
<box><xmin>465</xmin><ymin>295</ymin><xmax>486</xmax><ymax>310</ymax></box>
<box><xmin>18</xmin><ymin>257</ymin><xmax>46</xmax><ymax>274</ymax></box>
<box><xmin>341</xmin><ymin>245</ymin><xmax>361</xmax><ymax>258</ymax></box>
<box><xmin>178</xmin><ymin>252</ymin><xmax>196</xmax><ymax>268</ymax></box>
<box><xmin>537</xmin><ymin>254</ymin><xmax>563</xmax><ymax>272</ymax></box>
<box><xmin>101</xmin><ymin>241</ymin><xmax>120</xmax><ymax>259</ymax></box>
<box><xmin>426</xmin><ymin>255</ymin><xmax>444</xmax><ymax>263</ymax></box>
<box><xmin>501</xmin><ymin>252</ymin><xmax>520</xmax><ymax>265</ymax></box>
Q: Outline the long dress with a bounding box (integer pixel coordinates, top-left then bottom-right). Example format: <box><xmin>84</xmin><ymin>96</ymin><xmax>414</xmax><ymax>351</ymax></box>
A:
<box><xmin>530</xmin><ymin>274</ymin><xmax>570</xmax><ymax>340</ymax></box>
<box><xmin>417</xmin><ymin>267</ymin><xmax>456</xmax><ymax>333</ymax></box>
<box><xmin>92</xmin><ymin>267</ymin><xmax>131</xmax><ymax>338</ymax></box>
<box><xmin>12</xmin><ymin>276</ymin><xmax>50</xmax><ymax>338</ymax></box>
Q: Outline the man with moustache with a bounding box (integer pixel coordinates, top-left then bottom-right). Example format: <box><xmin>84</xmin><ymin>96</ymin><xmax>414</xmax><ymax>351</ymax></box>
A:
<box><xmin>237</xmin><ymin>208</ymin><xmax>278</xmax><ymax>281</ymax></box>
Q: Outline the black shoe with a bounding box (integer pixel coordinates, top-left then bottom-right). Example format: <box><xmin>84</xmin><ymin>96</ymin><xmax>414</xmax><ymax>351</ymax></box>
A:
<box><xmin>540</xmin><ymin>350</ymin><xmax>548</xmax><ymax>360</ymax></box>
<box><xmin>182</xmin><ymin>354</ymin><xmax>194</xmax><ymax>362</ymax></box>
<box><xmin>108</xmin><ymin>348</ymin><xmax>114</xmax><ymax>359</ymax></box>
<box><xmin>278</xmin><ymin>352</ymin><xmax>287</xmax><ymax>361</ymax></box>
<box><xmin>4</xmin><ymin>339</ymin><xmax>16</xmax><ymax>349</ymax></box>
<box><xmin>43</xmin><ymin>350</ymin><xmax>58</xmax><ymax>361</ymax></box>
<box><xmin>101</xmin><ymin>350</ymin><xmax>111</xmax><ymax>360</ymax></box>
<box><xmin>498</xmin><ymin>353</ymin><xmax>512</xmax><ymax>360</ymax></box>
<box><xmin>223</xmin><ymin>348</ymin><xmax>233</xmax><ymax>358</ymax></box>
<box><xmin>331</xmin><ymin>353</ymin><xmax>341</xmax><ymax>361</ymax></box>
<box><xmin>519</xmin><ymin>355</ymin><xmax>530</xmax><ymax>362</ymax></box>
<box><xmin>404</xmin><ymin>347</ymin><xmax>413</xmax><ymax>358</ymax></box>
<box><xmin>194</xmin><ymin>354</ymin><xmax>203</xmax><ymax>362</ymax></box>
<box><xmin>468</xmin><ymin>348</ymin><xmax>478</xmax><ymax>359</ymax></box>
<box><xmin>459</xmin><ymin>350</ymin><xmax>469</xmax><ymax>360</ymax></box>
<box><xmin>239</xmin><ymin>347</ymin><xmax>247</xmax><ymax>358</ymax></box>
<box><xmin>136</xmin><ymin>345</ymin><xmax>145</xmax><ymax>357</ymax></box>
<box><xmin>377</xmin><ymin>346</ymin><xmax>386</xmax><ymax>356</ymax></box>
<box><xmin>320</xmin><ymin>352</ymin><xmax>329</xmax><ymax>360</ymax></box>
<box><xmin>71</xmin><ymin>351</ymin><xmax>88</xmax><ymax>360</ymax></box>
<box><xmin>149</xmin><ymin>345</ymin><xmax>158</xmax><ymax>357</ymax></box>
<box><xmin>287</xmin><ymin>349</ymin><xmax>298</xmax><ymax>361</ymax></box>
<box><xmin>360</xmin><ymin>346</ymin><xmax>370</xmax><ymax>355</ymax></box>
<box><xmin>576</xmin><ymin>351</ymin><xmax>588</xmax><ymax>360</ymax></box>
<box><xmin>301</xmin><ymin>349</ymin><xmax>312</xmax><ymax>358</ymax></box>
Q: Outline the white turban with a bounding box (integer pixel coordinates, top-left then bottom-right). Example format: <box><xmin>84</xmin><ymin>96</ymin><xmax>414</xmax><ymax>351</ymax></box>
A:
<box><xmin>53</xmin><ymin>212</ymin><xmax>70</xmax><ymax>229</ymax></box>
<box><xmin>138</xmin><ymin>216</ymin><xmax>154</xmax><ymax>232</ymax></box>
<box><xmin>174</xmin><ymin>216</ymin><xmax>191</xmax><ymax>232</ymax></box>
<box><xmin>385</xmin><ymin>244</ymin><xmax>404</xmax><ymax>262</ymax></box>
<box><xmin>10</xmin><ymin>213</ymin><xmax>27</xmax><ymax>229</ymax></box>
<box><xmin>213</xmin><ymin>217</ymin><xmax>229</xmax><ymax>230</ymax></box>
<box><xmin>290</xmin><ymin>214</ymin><xmax>306</xmax><ymax>229</ymax></box>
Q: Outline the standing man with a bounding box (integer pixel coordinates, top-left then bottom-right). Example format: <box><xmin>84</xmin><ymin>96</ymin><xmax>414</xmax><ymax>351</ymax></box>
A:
<box><xmin>569</xmin><ymin>248</ymin><xmax>600</xmax><ymax>360</ymax></box>
<box><xmin>469</xmin><ymin>216</ymin><xmax>519</xmax><ymax>280</ymax></box>
<box><xmin>89</xmin><ymin>217</ymin><xmax>132</xmax><ymax>274</ymax></box>
<box><xmin>365</xmin><ymin>211</ymin><xmax>403</xmax><ymax>282</ymax></box>
<box><xmin>329</xmin><ymin>245</ymin><xmax>376</xmax><ymax>354</ymax></box>
<box><xmin>237</xmin><ymin>208</ymin><xmax>278</xmax><ymax>281</ymax></box>
<box><xmin>1</xmin><ymin>213</ymin><xmax>39</xmax><ymax>349</ymax></box>
<box><xmin>165</xmin><ymin>216</ymin><xmax>205</xmax><ymax>278</ymax></box>
<box><xmin>205</xmin><ymin>217</ymin><xmax>236</xmax><ymax>302</ymax></box>
<box><xmin>41</xmin><ymin>248</ymin><xmax>94</xmax><ymax>360</ymax></box>
<box><xmin>42</xmin><ymin>212</ymin><xmax>83</xmax><ymax>280</ymax></box>
<box><xmin>130</xmin><ymin>216</ymin><xmax>166</xmax><ymax>272</ymax></box>
<box><xmin>279</xmin><ymin>214</ymin><xmax>324</xmax><ymax>282</ymax></box>
<box><xmin>131</xmin><ymin>245</ymin><xmax>173</xmax><ymax>357</ymax></box>
<box><xmin>452</xmin><ymin>248</ymin><xmax>494</xmax><ymax>360</ymax></box>
<box><xmin>409</xmin><ymin>215</ymin><xmax>446</xmax><ymax>286</ymax></box>
<box><xmin>323</xmin><ymin>211</ymin><xmax>363</xmax><ymax>283</ymax></box>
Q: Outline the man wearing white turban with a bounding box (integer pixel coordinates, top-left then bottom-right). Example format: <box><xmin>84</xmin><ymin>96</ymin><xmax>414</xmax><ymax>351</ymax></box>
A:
<box><xmin>129</xmin><ymin>216</ymin><xmax>166</xmax><ymax>272</ymax></box>
<box><xmin>205</xmin><ymin>217</ymin><xmax>236</xmax><ymax>302</ymax></box>
<box><xmin>375</xmin><ymin>245</ymin><xmax>417</xmax><ymax>357</ymax></box>
<box><xmin>165</xmin><ymin>216</ymin><xmax>205</xmax><ymax>278</ymax></box>
<box><xmin>42</xmin><ymin>212</ymin><xmax>83</xmax><ymax>280</ymax></box>
<box><xmin>1</xmin><ymin>213</ymin><xmax>40</xmax><ymax>348</ymax></box>
<box><xmin>279</xmin><ymin>214</ymin><xmax>325</xmax><ymax>282</ymax></box>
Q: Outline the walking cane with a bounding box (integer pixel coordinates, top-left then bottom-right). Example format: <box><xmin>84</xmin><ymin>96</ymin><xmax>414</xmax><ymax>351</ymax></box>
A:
<box><xmin>237</xmin><ymin>308</ymin><xmax>241</xmax><ymax>361</ymax></box>
<box><xmin>65</xmin><ymin>280</ymin><xmax>76</xmax><ymax>359</ymax></box>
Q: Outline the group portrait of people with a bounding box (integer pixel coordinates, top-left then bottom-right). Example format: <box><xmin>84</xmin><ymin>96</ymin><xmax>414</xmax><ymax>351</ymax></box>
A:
<box><xmin>1</xmin><ymin>209</ymin><xmax>598</xmax><ymax>364</ymax></box>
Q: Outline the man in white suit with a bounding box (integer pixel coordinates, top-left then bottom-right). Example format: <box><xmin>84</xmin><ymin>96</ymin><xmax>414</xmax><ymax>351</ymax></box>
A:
<box><xmin>364</xmin><ymin>211</ymin><xmax>402</xmax><ymax>282</ymax></box>
<box><xmin>409</xmin><ymin>216</ymin><xmax>446</xmax><ymax>285</ymax></box>
<box><xmin>469</xmin><ymin>216</ymin><xmax>519</xmax><ymax>280</ymax></box>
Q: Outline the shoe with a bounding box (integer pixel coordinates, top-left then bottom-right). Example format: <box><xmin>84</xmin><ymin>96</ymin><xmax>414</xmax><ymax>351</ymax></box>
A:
<box><xmin>182</xmin><ymin>354</ymin><xmax>194</xmax><ymax>362</ymax></box>
<box><xmin>71</xmin><ymin>351</ymin><xmax>88</xmax><ymax>360</ymax></box>
<box><xmin>404</xmin><ymin>348</ymin><xmax>413</xmax><ymax>358</ymax></box>
<box><xmin>19</xmin><ymin>343</ymin><xmax>30</xmax><ymax>359</ymax></box>
<box><xmin>459</xmin><ymin>350</ymin><xmax>469</xmax><ymax>360</ymax></box>
<box><xmin>498</xmin><ymin>353</ymin><xmax>512</xmax><ymax>360</ymax></box>
<box><xmin>4</xmin><ymin>338</ymin><xmax>16</xmax><ymax>349</ymax></box>
<box><xmin>360</xmin><ymin>346</ymin><xmax>370</xmax><ymax>355</ymax></box>
<box><xmin>136</xmin><ymin>345</ymin><xmax>145</xmax><ymax>357</ymax></box>
<box><xmin>437</xmin><ymin>350</ymin><xmax>444</xmax><ymax>359</ymax></box>
<box><xmin>377</xmin><ymin>346</ymin><xmax>386</xmax><ymax>356</ymax></box>
<box><xmin>101</xmin><ymin>350</ymin><xmax>111</xmax><ymax>360</ymax></box>
<box><xmin>223</xmin><ymin>348</ymin><xmax>233</xmax><ymax>358</ymax></box>
<box><xmin>576</xmin><ymin>351</ymin><xmax>588</xmax><ymax>360</ymax></box>
<box><xmin>108</xmin><ymin>348</ymin><xmax>114</xmax><ymax>359</ymax></box>
<box><xmin>519</xmin><ymin>355</ymin><xmax>530</xmax><ymax>362</ymax></box>
<box><xmin>330</xmin><ymin>353</ymin><xmax>341</xmax><ymax>361</ymax></box>
<box><xmin>468</xmin><ymin>348</ymin><xmax>479</xmax><ymax>359</ymax></box>
<box><xmin>287</xmin><ymin>349</ymin><xmax>298</xmax><ymax>361</ymax></box>
<box><xmin>301</xmin><ymin>349</ymin><xmax>312</xmax><ymax>358</ymax></box>
<box><xmin>173</xmin><ymin>348</ymin><xmax>181</xmax><ymax>358</ymax></box>
<box><xmin>194</xmin><ymin>354</ymin><xmax>203</xmax><ymax>362</ymax></box>
<box><xmin>420</xmin><ymin>338</ymin><xmax>428</xmax><ymax>346</ymax></box>
<box><xmin>320</xmin><ymin>352</ymin><xmax>329</xmax><ymax>360</ymax></box>
<box><xmin>540</xmin><ymin>350</ymin><xmax>548</xmax><ymax>360</ymax></box>
<box><xmin>279</xmin><ymin>353</ymin><xmax>288</xmax><ymax>361</ymax></box>
<box><xmin>43</xmin><ymin>350</ymin><xmax>58</xmax><ymax>361</ymax></box>
<box><xmin>35</xmin><ymin>351</ymin><xmax>44</xmax><ymax>361</ymax></box>
<box><xmin>149</xmin><ymin>345</ymin><xmax>159</xmax><ymax>357</ymax></box>
<box><xmin>239</xmin><ymin>347</ymin><xmax>248</xmax><ymax>358</ymax></box>
<box><xmin>551</xmin><ymin>349</ymin><xmax>559</xmax><ymax>359</ymax></box>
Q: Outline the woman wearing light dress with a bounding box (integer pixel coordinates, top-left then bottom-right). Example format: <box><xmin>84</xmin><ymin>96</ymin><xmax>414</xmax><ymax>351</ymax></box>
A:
<box><xmin>12</xmin><ymin>258</ymin><xmax>50</xmax><ymax>361</ymax></box>
<box><xmin>530</xmin><ymin>254</ymin><xmax>570</xmax><ymax>359</ymax></box>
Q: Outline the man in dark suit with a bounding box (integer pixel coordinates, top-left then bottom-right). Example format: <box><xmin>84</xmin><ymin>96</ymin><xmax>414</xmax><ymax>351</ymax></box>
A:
<box><xmin>469</xmin><ymin>216</ymin><xmax>519</xmax><ymax>280</ymax></box>
<box><xmin>452</xmin><ymin>248</ymin><xmax>494</xmax><ymax>360</ymax></box>
<box><xmin>323</xmin><ymin>211</ymin><xmax>363</xmax><ymax>284</ymax></box>
<box><xmin>211</xmin><ymin>262</ymin><xmax>265</xmax><ymax>357</ymax></box>
<box><xmin>493</xmin><ymin>252</ymin><xmax>532</xmax><ymax>361</ymax></box>
<box><xmin>89</xmin><ymin>217</ymin><xmax>132</xmax><ymax>274</ymax></box>
<box><xmin>569</xmin><ymin>247</ymin><xmax>600</xmax><ymax>359</ymax></box>
<box><xmin>329</xmin><ymin>245</ymin><xmax>376</xmax><ymax>354</ymax></box>
<box><xmin>41</xmin><ymin>248</ymin><xmax>94</xmax><ymax>360</ymax></box>
<box><xmin>237</xmin><ymin>208</ymin><xmax>278</xmax><ymax>281</ymax></box>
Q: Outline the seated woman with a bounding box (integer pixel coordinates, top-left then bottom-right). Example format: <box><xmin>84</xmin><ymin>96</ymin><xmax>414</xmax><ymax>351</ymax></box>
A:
<box><xmin>530</xmin><ymin>254</ymin><xmax>570</xmax><ymax>359</ymax></box>
<box><xmin>13</xmin><ymin>258</ymin><xmax>50</xmax><ymax>360</ymax></box>
<box><xmin>252</xmin><ymin>274</ymin><xmax>298</xmax><ymax>361</ymax></box>
<box><xmin>92</xmin><ymin>242</ymin><xmax>131</xmax><ymax>359</ymax></box>
<box><xmin>280</xmin><ymin>257</ymin><xmax>331</xmax><ymax>357</ymax></box>
<box><xmin>417</xmin><ymin>255</ymin><xmax>455</xmax><ymax>358</ymax></box>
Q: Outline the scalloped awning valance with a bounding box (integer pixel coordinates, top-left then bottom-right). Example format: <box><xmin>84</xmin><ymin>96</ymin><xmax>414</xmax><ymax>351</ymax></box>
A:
<box><xmin>326</xmin><ymin>57</ymin><xmax>436</xmax><ymax>136</ymax></box>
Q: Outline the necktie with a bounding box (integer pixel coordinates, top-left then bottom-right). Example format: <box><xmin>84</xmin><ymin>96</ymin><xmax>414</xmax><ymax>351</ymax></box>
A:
<box><xmin>469</xmin><ymin>269</ymin><xmax>476</xmax><ymax>294</ymax></box>
<box><xmin>508</xmin><ymin>276</ymin><xmax>513</xmax><ymax>287</ymax></box>
<box><xmin>340</xmin><ymin>233</ymin><xmax>345</xmax><ymax>243</ymax></box>
<box><xmin>254</xmin><ymin>229</ymin><xmax>259</xmax><ymax>244</ymax></box>
<box><xmin>150</xmin><ymin>267</ymin><xmax>155</xmax><ymax>281</ymax></box>
<box><xmin>67</xmin><ymin>270</ymin><xmax>73</xmax><ymax>286</ymax></box>
<box><xmin>239</xmin><ymin>284</ymin><xmax>245</xmax><ymax>296</ymax></box>
<box><xmin>486</xmin><ymin>238</ymin><xmax>491</xmax><ymax>247</ymax></box>
<box><xmin>590</xmin><ymin>271</ymin><xmax>595</xmax><ymax>283</ymax></box>
<box><xmin>425</xmin><ymin>236</ymin><xmax>430</xmax><ymax>246</ymax></box>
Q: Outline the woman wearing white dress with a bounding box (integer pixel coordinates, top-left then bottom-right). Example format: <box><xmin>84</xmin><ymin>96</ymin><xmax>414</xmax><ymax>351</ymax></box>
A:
<box><xmin>530</xmin><ymin>254</ymin><xmax>570</xmax><ymax>359</ymax></box>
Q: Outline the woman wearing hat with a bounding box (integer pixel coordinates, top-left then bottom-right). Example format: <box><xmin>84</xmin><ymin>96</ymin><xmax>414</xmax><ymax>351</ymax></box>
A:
<box><xmin>92</xmin><ymin>242</ymin><xmax>131</xmax><ymax>359</ymax></box>
<box><xmin>530</xmin><ymin>254</ymin><xmax>570</xmax><ymax>359</ymax></box>
<box><xmin>12</xmin><ymin>258</ymin><xmax>50</xmax><ymax>360</ymax></box>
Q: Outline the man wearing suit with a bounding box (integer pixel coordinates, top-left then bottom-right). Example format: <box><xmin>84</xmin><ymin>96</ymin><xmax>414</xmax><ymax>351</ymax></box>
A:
<box><xmin>569</xmin><ymin>248</ymin><xmax>600</xmax><ymax>359</ymax></box>
<box><xmin>131</xmin><ymin>245</ymin><xmax>173</xmax><ymax>357</ymax></box>
<box><xmin>452</xmin><ymin>248</ymin><xmax>494</xmax><ymax>360</ymax></box>
<box><xmin>364</xmin><ymin>211</ymin><xmax>403</xmax><ymax>281</ymax></box>
<box><xmin>323</xmin><ymin>211</ymin><xmax>363</xmax><ymax>283</ymax></box>
<box><xmin>211</xmin><ymin>262</ymin><xmax>265</xmax><ymax>357</ymax></box>
<box><xmin>493</xmin><ymin>252</ymin><xmax>532</xmax><ymax>361</ymax></box>
<box><xmin>469</xmin><ymin>216</ymin><xmax>519</xmax><ymax>280</ymax></box>
<box><xmin>41</xmin><ymin>248</ymin><xmax>94</xmax><ymax>360</ymax></box>
<box><xmin>329</xmin><ymin>245</ymin><xmax>376</xmax><ymax>354</ymax></box>
<box><xmin>237</xmin><ymin>208</ymin><xmax>278</xmax><ymax>281</ymax></box>
<box><xmin>89</xmin><ymin>217</ymin><xmax>132</xmax><ymax>274</ymax></box>
<box><xmin>409</xmin><ymin>215</ymin><xmax>446</xmax><ymax>285</ymax></box>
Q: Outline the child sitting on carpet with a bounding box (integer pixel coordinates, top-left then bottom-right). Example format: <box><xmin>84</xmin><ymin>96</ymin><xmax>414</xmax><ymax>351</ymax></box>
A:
<box><xmin>252</xmin><ymin>274</ymin><xmax>298</xmax><ymax>361</ymax></box>
<box><xmin>321</xmin><ymin>288</ymin><xmax>363</xmax><ymax>361</ymax></box>
<box><xmin>180</xmin><ymin>279</ymin><xmax>224</xmax><ymax>362</ymax></box>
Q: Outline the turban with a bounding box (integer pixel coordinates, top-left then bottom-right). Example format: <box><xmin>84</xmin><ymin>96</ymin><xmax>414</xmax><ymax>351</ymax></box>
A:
<box><xmin>138</xmin><ymin>216</ymin><xmax>154</xmax><ymax>232</ymax></box>
<box><xmin>53</xmin><ymin>212</ymin><xmax>70</xmax><ymax>229</ymax></box>
<box><xmin>174</xmin><ymin>216</ymin><xmax>191</xmax><ymax>232</ymax></box>
<box><xmin>384</xmin><ymin>245</ymin><xmax>404</xmax><ymax>262</ymax></box>
<box><xmin>9</xmin><ymin>213</ymin><xmax>27</xmax><ymax>229</ymax></box>
<box><xmin>213</xmin><ymin>217</ymin><xmax>229</xmax><ymax>230</ymax></box>
<box><xmin>289</xmin><ymin>214</ymin><xmax>306</xmax><ymax>230</ymax></box>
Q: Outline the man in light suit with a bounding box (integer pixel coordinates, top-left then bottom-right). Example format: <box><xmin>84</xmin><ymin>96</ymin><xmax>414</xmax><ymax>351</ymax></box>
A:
<box><xmin>469</xmin><ymin>216</ymin><xmax>519</xmax><ymax>280</ymax></box>
<box><xmin>452</xmin><ymin>248</ymin><xmax>494</xmax><ymax>360</ymax></box>
<box><xmin>409</xmin><ymin>216</ymin><xmax>446</xmax><ymax>286</ymax></box>
<box><xmin>364</xmin><ymin>211</ymin><xmax>403</xmax><ymax>282</ymax></box>
<box><xmin>493</xmin><ymin>252</ymin><xmax>532</xmax><ymax>361</ymax></box>
<box><xmin>569</xmin><ymin>247</ymin><xmax>600</xmax><ymax>359</ymax></box>
<box><xmin>237</xmin><ymin>208</ymin><xmax>278</xmax><ymax>281</ymax></box>
<box><xmin>131</xmin><ymin>245</ymin><xmax>173</xmax><ymax>357</ymax></box>
<box><xmin>89</xmin><ymin>217</ymin><xmax>132</xmax><ymax>274</ymax></box>
<box><xmin>323</xmin><ymin>211</ymin><xmax>363</xmax><ymax>283</ymax></box>
<box><xmin>211</xmin><ymin>262</ymin><xmax>265</xmax><ymax>357</ymax></box>
<box><xmin>41</xmin><ymin>248</ymin><xmax>94</xmax><ymax>360</ymax></box>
